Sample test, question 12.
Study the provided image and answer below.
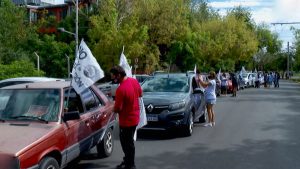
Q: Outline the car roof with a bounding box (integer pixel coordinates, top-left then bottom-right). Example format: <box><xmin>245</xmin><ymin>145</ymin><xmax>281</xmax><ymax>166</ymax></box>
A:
<box><xmin>154</xmin><ymin>73</ymin><xmax>188</xmax><ymax>77</ymax></box>
<box><xmin>134</xmin><ymin>74</ymin><xmax>149</xmax><ymax>77</ymax></box>
<box><xmin>1</xmin><ymin>81</ymin><xmax>71</xmax><ymax>89</ymax></box>
<box><xmin>0</xmin><ymin>77</ymin><xmax>65</xmax><ymax>83</ymax></box>
<box><xmin>151</xmin><ymin>73</ymin><xmax>194</xmax><ymax>80</ymax></box>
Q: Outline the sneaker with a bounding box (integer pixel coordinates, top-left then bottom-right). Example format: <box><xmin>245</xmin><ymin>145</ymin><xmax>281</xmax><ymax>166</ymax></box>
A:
<box><xmin>126</xmin><ymin>165</ymin><xmax>136</xmax><ymax>169</ymax></box>
<box><xmin>203</xmin><ymin>123</ymin><xmax>212</xmax><ymax>127</ymax></box>
<box><xmin>212</xmin><ymin>122</ymin><xmax>215</xmax><ymax>126</ymax></box>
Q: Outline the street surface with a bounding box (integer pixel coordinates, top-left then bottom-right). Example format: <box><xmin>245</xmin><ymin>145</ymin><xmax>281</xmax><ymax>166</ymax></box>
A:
<box><xmin>67</xmin><ymin>80</ymin><xmax>300</xmax><ymax>169</ymax></box>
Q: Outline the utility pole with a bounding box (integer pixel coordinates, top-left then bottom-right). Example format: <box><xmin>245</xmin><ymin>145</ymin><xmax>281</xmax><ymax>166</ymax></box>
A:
<box><xmin>65</xmin><ymin>54</ymin><xmax>70</xmax><ymax>78</ymax></box>
<box><xmin>287</xmin><ymin>42</ymin><xmax>290</xmax><ymax>79</ymax></box>
<box><xmin>75</xmin><ymin>0</ymin><xmax>79</xmax><ymax>58</ymax></box>
<box><xmin>270</xmin><ymin>21</ymin><xmax>300</xmax><ymax>79</ymax></box>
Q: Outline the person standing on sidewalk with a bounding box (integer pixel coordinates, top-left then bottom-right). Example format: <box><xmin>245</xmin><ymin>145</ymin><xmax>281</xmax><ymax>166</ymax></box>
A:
<box><xmin>110</xmin><ymin>66</ymin><xmax>142</xmax><ymax>169</ymax></box>
<box><xmin>198</xmin><ymin>71</ymin><xmax>217</xmax><ymax>127</ymax></box>
<box><xmin>230</xmin><ymin>72</ymin><xmax>238</xmax><ymax>97</ymax></box>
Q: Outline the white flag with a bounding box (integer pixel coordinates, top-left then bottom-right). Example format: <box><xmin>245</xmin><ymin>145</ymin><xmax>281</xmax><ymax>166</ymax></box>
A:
<box><xmin>119</xmin><ymin>52</ymin><xmax>132</xmax><ymax>77</ymax></box>
<box><xmin>241</xmin><ymin>66</ymin><xmax>246</xmax><ymax>74</ymax></box>
<box><xmin>71</xmin><ymin>39</ymin><xmax>104</xmax><ymax>94</ymax></box>
<box><xmin>217</xmin><ymin>69</ymin><xmax>221</xmax><ymax>81</ymax></box>
<box><xmin>194</xmin><ymin>64</ymin><xmax>197</xmax><ymax>74</ymax></box>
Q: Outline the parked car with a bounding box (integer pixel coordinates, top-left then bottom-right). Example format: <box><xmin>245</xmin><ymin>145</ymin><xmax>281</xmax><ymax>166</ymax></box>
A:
<box><xmin>0</xmin><ymin>81</ymin><xmax>116</xmax><ymax>169</ymax></box>
<box><xmin>151</xmin><ymin>70</ymin><xmax>166</xmax><ymax>76</ymax></box>
<box><xmin>140</xmin><ymin>73</ymin><xmax>206</xmax><ymax>136</ymax></box>
<box><xmin>0</xmin><ymin>77</ymin><xmax>65</xmax><ymax>88</ymax></box>
<box><xmin>241</xmin><ymin>73</ymin><xmax>255</xmax><ymax>88</ymax></box>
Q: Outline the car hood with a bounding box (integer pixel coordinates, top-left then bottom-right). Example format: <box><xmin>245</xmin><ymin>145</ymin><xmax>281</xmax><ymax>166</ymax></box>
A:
<box><xmin>143</xmin><ymin>92</ymin><xmax>187</xmax><ymax>105</ymax></box>
<box><xmin>0</xmin><ymin>122</ymin><xmax>55</xmax><ymax>155</ymax></box>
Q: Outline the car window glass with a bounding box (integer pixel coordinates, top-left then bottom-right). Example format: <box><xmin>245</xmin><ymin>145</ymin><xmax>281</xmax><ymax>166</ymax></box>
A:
<box><xmin>142</xmin><ymin>76</ymin><xmax>189</xmax><ymax>93</ymax></box>
<box><xmin>64</xmin><ymin>88</ymin><xmax>84</xmax><ymax>114</ymax></box>
<box><xmin>0</xmin><ymin>89</ymin><xmax>60</xmax><ymax>122</ymax></box>
<box><xmin>81</xmin><ymin>88</ymin><xmax>98</xmax><ymax>111</ymax></box>
<box><xmin>91</xmin><ymin>89</ymin><xmax>103</xmax><ymax>107</ymax></box>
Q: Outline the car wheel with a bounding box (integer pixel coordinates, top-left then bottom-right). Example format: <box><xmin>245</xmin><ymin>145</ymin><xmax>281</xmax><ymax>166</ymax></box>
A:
<box><xmin>39</xmin><ymin>157</ymin><xmax>59</xmax><ymax>169</ymax></box>
<box><xmin>97</xmin><ymin>128</ymin><xmax>114</xmax><ymax>158</ymax></box>
<box><xmin>199</xmin><ymin>109</ymin><xmax>207</xmax><ymax>123</ymax></box>
<box><xmin>183</xmin><ymin>112</ymin><xmax>194</xmax><ymax>136</ymax></box>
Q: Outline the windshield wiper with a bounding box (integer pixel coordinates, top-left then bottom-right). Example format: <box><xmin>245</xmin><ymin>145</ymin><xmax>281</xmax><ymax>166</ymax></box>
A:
<box><xmin>11</xmin><ymin>115</ymin><xmax>48</xmax><ymax>124</ymax></box>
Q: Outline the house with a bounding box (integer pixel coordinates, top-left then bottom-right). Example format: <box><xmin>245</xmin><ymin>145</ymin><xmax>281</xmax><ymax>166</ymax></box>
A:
<box><xmin>12</xmin><ymin>0</ymin><xmax>94</xmax><ymax>33</ymax></box>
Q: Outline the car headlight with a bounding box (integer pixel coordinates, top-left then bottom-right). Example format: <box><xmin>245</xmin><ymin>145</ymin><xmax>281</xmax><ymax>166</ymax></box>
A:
<box><xmin>169</xmin><ymin>101</ymin><xmax>185</xmax><ymax>111</ymax></box>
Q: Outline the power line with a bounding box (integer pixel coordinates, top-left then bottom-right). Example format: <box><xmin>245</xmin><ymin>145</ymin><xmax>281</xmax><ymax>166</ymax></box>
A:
<box><xmin>271</xmin><ymin>22</ymin><xmax>300</xmax><ymax>25</ymax></box>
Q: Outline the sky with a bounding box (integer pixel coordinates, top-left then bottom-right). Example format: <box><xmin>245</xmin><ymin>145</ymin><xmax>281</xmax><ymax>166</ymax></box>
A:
<box><xmin>207</xmin><ymin>0</ymin><xmax>300</xmax><ymax>49</ymax></box>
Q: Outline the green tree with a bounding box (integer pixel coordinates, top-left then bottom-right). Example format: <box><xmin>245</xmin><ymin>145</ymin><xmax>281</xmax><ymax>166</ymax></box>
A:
<box><xmin>0</xmin><ymin>0</ymin><xmax>39</xmax><ymax>64</ymax></box>
<box><xmin>88</xmin><ymin>0</ymin><xmax>154</xmax><ymax>74</ymax></box>
<box><xmin>33</xmin><ymin>35</ymin><xmax>73</xmax><ymax>78</ymax></box>
<box><xmin>0</xmin><ymin>60</ymin><xmax>44</xmax><ymax>80</ymax></box>
<box><xmin>292</xmin><ymin>27</ymin><xmax>300</xmax><ymax>71</ymax></box>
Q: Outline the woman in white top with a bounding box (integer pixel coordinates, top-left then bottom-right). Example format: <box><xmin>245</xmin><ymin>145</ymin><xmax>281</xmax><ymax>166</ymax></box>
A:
<box><xmin>197</xmin><ymin>71</ymin><xmax>217</xmax><ymax>127</ymax></box>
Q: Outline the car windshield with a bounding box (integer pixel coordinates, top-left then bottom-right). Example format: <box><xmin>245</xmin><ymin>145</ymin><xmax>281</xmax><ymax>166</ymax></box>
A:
<box><xmin>135</xmin><ymin>75</ymin><xmax>149</xmax><ymax>83</ymax></box>
<box><xmin>0</xmin><ymin>89</ymin><xmax>60</xmax><ymax>122</ymax></box>
<box><xmin>242</xmin><ymin>74</ymin><xmax>248</xmax><ymax>78</ymax></box>
<box><xmin>142</xmin><ymin>76</ymin><xmax>189</xmax><ymax>93</ymax></box>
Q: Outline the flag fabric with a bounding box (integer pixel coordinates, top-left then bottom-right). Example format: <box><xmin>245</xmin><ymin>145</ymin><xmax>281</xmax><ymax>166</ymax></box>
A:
<box><xmin>217</xmin><ymin>69</ymin><xmax>221</xmax><ymax>81</ymax></box>
<box><xmin>241</xmin><ymin>66</ymin><xmax>246</xmax><ymax>74</ymax></box>
<box><xmin>194</xmin><ymin>64</ymin><xmax>197</xmax><ymax>74</ymax></box>
<box><xmin>71</xmin><ymin>39</ymin><xmax>104</xmax><ymax>94</ymax></box>
<box><xmin>119</xmin><ymin>52</ymin><xmax>132</xmax><ymax>77</ymax></box>
<box><xmin>137</xmin><ymin>98</ymin><xmax>147</xmax><ymax>129</ymax></box>
<box><xmin>134</xmin><ymin>97</ymin><xmax>147</xmax><ymax>141</ymax></box>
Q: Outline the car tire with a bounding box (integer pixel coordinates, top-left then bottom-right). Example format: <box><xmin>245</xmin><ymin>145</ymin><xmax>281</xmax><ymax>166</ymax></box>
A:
<box><xmin>39</xmin><ymin>156</ymin><xmax>59</xmax><ymax>169</ymax></box>
<box><xmin>199</xmin><ymin>109</ymin><xmax>207</xmax><ymax>123</ymax></box>
<box><xmin>97</xmin><ymin>128</ymin><xmax>114</xmax><ymax>158</ymax></box>
<box><xmin>182</xmin><ymin>112</ymin><xmax>194</xmax><ymax>136</ymax></box>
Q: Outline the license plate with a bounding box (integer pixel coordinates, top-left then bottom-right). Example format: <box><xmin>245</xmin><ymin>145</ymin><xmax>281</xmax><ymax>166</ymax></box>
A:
<box><xmin>147</xmin><ymin>114</ymin><xmax>158</xmax><ymax>122</ymax></box>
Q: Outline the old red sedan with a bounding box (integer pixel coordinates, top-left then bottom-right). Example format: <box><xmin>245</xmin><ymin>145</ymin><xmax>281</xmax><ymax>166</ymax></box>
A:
<box><xmin>0</xmin><ymin>81</ymin><xmax>115</xmax><ymax>169</ymax></box>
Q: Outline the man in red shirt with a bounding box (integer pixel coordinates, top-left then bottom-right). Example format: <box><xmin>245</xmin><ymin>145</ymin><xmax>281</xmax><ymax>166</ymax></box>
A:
<box><xmin>110</xmin><ymin>66</ymin><xmax>142</xmax><ymax>169</ymax></box>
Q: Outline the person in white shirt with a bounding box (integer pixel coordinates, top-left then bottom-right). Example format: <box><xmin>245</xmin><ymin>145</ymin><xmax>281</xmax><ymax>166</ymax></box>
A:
<box><xmin>197</xmin><ymin>71</ymin><xmax>217</xmax><ymax>127</ymax></box>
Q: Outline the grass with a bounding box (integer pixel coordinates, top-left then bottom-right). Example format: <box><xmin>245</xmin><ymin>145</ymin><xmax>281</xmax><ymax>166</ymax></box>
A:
<box><xmin>291</xmin><ymin>73</ymin><xmax>300</xmax><ymax>83</ymax></box>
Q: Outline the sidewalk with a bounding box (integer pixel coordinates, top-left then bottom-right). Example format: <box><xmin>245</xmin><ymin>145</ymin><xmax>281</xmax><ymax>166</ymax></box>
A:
<box><xmin>290</xmin><ymin>73</ymin><xmax>300</xmax><ymax>83</ymax></box>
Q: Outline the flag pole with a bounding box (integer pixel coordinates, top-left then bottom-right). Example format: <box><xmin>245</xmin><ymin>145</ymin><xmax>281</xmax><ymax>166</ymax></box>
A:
<box><xmin>75</xmin><ymin>0</ymin><xmax>79</xmax><ymax>57</ymax></box>
<box><xmin>66</xmin><ymin>0</ymin><xmax>79</xmax><ymax>111</ymax></box>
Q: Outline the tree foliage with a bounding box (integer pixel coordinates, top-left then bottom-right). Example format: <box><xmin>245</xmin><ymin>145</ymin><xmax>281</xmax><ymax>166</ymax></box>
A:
<box><xmin>0</xmin><ymin>60</ymin><xmax>44</xmax><ymax>80</ymax></box>
<box><xmin>0</xmin><ymin>0</ymin><xmax>289</xmax><ymax>79</ymax></box>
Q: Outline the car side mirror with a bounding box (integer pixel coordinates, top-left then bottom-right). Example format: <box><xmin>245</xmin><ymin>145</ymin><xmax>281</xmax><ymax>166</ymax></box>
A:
<box><xmin>193</xmin><ymin>88</ymin><xmax>204</xmax><ymax>94</ymax></box>
<box><xmin>63</xmin><ymin>111</ymin><xmax>80</xmax><ymax>121</ymax></box>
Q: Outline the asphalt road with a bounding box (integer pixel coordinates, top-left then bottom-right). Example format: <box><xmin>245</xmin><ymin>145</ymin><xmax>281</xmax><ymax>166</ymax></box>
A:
<box><xmin>69</xmin><ymin>80</ymin><xmax>300</xmax><ymax>169</ymax></box>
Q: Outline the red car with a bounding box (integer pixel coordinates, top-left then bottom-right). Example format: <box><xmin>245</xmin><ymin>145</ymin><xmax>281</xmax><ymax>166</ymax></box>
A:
<box><xmin>0</xmin><ymin>81</ymin><xmax>116</xmax><ymax>169</ymax></box>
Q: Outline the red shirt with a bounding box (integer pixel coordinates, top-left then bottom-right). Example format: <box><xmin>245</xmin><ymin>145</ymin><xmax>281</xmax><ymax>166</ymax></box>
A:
<box><xmin>114</xmin><ymin>77</ymin><xmax>142</xmax><ymax>127</ymax></box>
